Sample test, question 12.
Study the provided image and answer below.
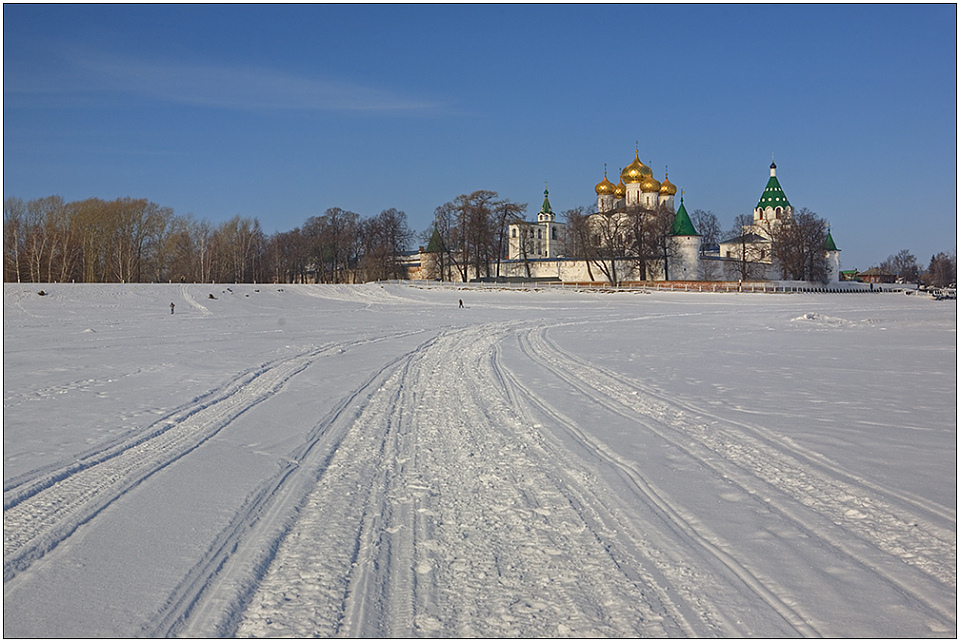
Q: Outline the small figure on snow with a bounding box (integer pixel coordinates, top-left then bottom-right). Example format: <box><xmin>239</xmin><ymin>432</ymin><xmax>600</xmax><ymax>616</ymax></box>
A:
<box><xmin>170</xmin><ymin>302</ymin><xmax>175</xmax><ymax>314</ymax></box>
<box><xmin>459</xmin><ymin>299</ymin><xmax>463</xmax><ymax>308</ymax></box>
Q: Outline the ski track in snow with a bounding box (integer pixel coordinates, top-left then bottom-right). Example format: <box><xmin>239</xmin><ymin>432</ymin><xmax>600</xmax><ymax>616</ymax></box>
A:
<box><xmin>511</xmin><ymin>323</ymin><xmax>957</xmax><ymax>631</ymax></box>
<box><xmin>2</xmin><ymin>327</ymin><xmax>427</xmax><ymax>586</ymax></box>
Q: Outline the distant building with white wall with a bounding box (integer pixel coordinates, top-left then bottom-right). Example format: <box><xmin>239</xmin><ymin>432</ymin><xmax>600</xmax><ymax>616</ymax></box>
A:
<box><xmin>508</xmin><ymin>187</ymin><xmax>566</xmax><ymax>260</ymax></box>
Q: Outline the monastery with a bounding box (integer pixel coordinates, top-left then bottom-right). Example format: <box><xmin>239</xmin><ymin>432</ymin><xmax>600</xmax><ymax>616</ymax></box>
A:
<box><xmin>419</xmin><ymin>147</ymin><xmax>841</xmax><ymax>284</ymax></box>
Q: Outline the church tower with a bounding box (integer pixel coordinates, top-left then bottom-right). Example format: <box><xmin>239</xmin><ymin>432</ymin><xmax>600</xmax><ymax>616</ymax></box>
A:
<box><xmin>754</xmin><ymin>158</ymin><xmax>793</xmax><ymax>228</ymax></box>
<box><xmin>507</xmin><ymin>185</ymin><xmax>566</xmax><ymax>260</ymax></box>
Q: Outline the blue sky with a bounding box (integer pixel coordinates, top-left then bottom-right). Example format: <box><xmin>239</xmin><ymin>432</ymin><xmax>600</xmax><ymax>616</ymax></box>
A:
<box><xmin>4</xmin><ymin>4</ymin><xmax>956</xmax><ymax>270</ymax></box>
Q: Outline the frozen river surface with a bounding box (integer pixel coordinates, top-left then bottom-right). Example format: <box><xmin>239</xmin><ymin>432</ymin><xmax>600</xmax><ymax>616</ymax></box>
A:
<box><xmin>3</xmin><ymin>282</ymin><xmax>956</xmax><ymax>637</ymax></box>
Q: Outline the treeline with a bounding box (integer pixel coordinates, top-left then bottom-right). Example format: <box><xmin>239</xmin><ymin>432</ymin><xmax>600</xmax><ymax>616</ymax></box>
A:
<box><xmin>878</xmin><ymin>249</ymin><xmax>957</xmax><ymax>288</ymax></box>
<box><xmin>3</xmin><ymin>196</ymin><xmax>413</xmax><ymax>284</ymax></box>
<box><xmin>428</xmin><ymin>190</ymin><xmax>527</xmax><ymax>281</ymax></box>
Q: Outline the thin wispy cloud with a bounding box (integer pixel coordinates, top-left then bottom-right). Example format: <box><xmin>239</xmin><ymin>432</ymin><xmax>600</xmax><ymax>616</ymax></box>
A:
<box><xmin>10</xmin><ymin>48</ymin><xmax>445</xmax><ymax>114</ymax></box>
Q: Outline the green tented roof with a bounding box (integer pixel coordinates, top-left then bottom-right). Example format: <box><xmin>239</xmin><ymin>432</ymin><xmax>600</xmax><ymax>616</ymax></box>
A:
<box><xmin>425</xmin><ymin>227</ymin><xmax>444</xmax><ymax>253</ymax></box>
<box><xmin>823</xmin><ymin>230</ymin><xmax>839</xmax><ymax>251</ymax></box>
<box><xmin>540</xmin><ymin>189</ymin><xmax>553</xmax><ymax>216</ymax></box>
<box><xmin>756</xmin><ymin>175</ymin><xmax>791</xmax><ymax>210</ymax></box>
<box><xmin>669</xmin><ymin>199</ymin><xmax>700</xmax><ymax>236</ymax></box>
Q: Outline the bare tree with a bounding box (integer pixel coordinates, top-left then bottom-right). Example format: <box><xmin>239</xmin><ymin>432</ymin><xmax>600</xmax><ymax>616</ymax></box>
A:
<box><xmin>304</xmin><ymin>208</ymin><xmax>360</xmax><ymax>283</ymax></box>
<box><xmin>431</xmin><ymin>201</ymin><xmax>465</xmax><ymax>282</ymax></box>
<box><xmin>769</xmin><ymin>208</ymin><xmax>829</xmax><ymax>283</ymax></box>
<box><xmin>588</xmin><ymin>210</ymin><xmax>633</xmax><ymax>285</ymax></box>
<box><xmin>267</xmin><ymin>228</ymin><xmax>309</xmax><ymax>283</ymax></box>
<box><xmin>360</xmin><ymin>208</ymin><xmax>413</xmax><ymax>281</ymax></box>
<box><xmin>691</xmin><ymin>209</ymin><xmax>721</xmax><ymax>253</ymax></box>
<box><xmin>4</xmin><ymin>197</ymin><xmax>26</xmax><ymax>282</ymax></box>
<box><xmin>562</xmin><ymin>206</ymin><xmax>596</xmax><ymax>282</ymax></box>
<box><xmin>646</xmin><ymin>204</ymin><xmax>680</xmax><ymax>281</ymax></box>
<box><xmin>512</xmin><ymin>219</ymin><xmax>537</xmax><ymax>278</ymax></box>
<box><xmin>209</xmin><ymin>216</ymin><xmax>266</xmax><ymax>283</ymax></box>
<box><xmin>923</xmin><ymin>252</ymin><xmax>957</xmax><ymax>288</ymax></box>
<box><xmin>493</xmin><ymin>198</ymin><xmax>526</xmax><ymax>277</ymax></box>
<box><xmin>725</xmin><ymin>214</ymin><xmax>768</xmax><ymax>281</ymax></box>
<box><xmin>881</xmin><ymin>249</ymin><xmax>922</xmax><ymax>284</ymax></box>
<box><xmin>457</xmin><ymin>190</ymin><xmax>498</xmax><ymax>281</ymax></box>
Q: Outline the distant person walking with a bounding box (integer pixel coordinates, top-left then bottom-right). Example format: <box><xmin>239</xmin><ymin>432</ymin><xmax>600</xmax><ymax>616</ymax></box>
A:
<box><xmin>170</xmin><ymin>302</ymin><xmax>175</xmax><ymax>315</ymax></box>
<box><xmin>459</xmin><ymin>299</ymin><xmax>463</xmax><ymax>308</ymax></box>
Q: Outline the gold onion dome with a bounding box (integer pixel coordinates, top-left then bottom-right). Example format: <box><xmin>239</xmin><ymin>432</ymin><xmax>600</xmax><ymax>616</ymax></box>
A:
<box><xmin>641</xmin><ymin>173</ymin><xmax>661</xmax><ymax>193</ymax></box>
<box><xmin>595</xmin><ymin>169</ymin><xmax>616</xmax><ymax>195</ymax></box>
<box><xmin>660</xmin><ymin>173</ymin><xmax>677</xmax><ymax>195</ymax></box>
<box><xmin>621</xmin><ymin>151</ymin><xmax>652</xmax><ymax>184</ymax></box>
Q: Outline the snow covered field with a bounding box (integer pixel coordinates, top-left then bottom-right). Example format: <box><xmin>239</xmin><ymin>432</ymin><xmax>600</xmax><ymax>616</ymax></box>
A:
<box><xmin>3</xmin><ymin>282</ymin><xmax>956</xmax><ymax>638</ymax></box>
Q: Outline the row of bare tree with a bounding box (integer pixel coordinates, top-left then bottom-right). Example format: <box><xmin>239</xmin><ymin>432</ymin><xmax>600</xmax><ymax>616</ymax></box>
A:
<box><xmin>427</xmin><ymin>190</ymin><xmax>527</xmax><ymax>282</ymax></box>
<box><xmin>3</xmin><ymin>196</ymin><xmax>413</xmax><ymax>284</ymax></box>
<box><xmin>270</xmin><ymin>207</ymin><xmax>414</xmax><ymax>284</ymax></box>
<box><xmin>879</xmin><ymin>249</ymin><xmax>957</xmax><ymax>288</ymax></box>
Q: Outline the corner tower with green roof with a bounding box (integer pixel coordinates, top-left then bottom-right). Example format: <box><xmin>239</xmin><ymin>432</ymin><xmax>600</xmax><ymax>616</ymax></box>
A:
<box><xmin>667</xmin><ymin>195</ymin><xmax>702</xmax><ymax>280</ymax></box>
<box><xmin>824</xmin><ymin>226</ymin><xmax>841</xmax><ymax>283</ymax></box>
<box><xmin>669</xmin><ymin>196</ymin><xmax>700</xmax><ymax>237</ymax></box>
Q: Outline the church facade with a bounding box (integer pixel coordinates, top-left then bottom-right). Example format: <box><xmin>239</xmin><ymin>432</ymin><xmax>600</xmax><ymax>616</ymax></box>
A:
<box><xmin>507</xmin><ymin>188</ymin><xmax>566</xmax><ymax>260</ymax></box>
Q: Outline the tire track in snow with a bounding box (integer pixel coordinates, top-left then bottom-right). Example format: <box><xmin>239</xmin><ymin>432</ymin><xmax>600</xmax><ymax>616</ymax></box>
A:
<box><xmin>235</xmin><ymin>321</ymin><xmax>687</xmax><ymax>638</ymax></box>
<box><xmin>2</xmin><ymin>329</ymin><xmax>427</xmax><ymax>584</ymax></box>
<box><xmin>2</xmin><ymin>352</ymin><xmax>312</xmax><ymax>582</ymax></box>
<box><xmin>493</xmin><ymin>347</ymin><xmax>820</xmax><ymax>637</ymax></box>
<box><xmin>517</xmin><ymin>325</ymin><xmax>956</xmax><ymax>628</ymax></box>
<box><xmin>141</xmin><ymin>337</ymin><xmax>435</xmax><ymax>638</ymax></box>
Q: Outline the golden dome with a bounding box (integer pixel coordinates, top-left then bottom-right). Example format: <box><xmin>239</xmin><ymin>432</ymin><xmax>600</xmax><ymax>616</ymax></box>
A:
<box><xmin>660</xmin><ymin>172</ymin><xmax>677</xmax><ymax>195</ymax></box>
<box><xmin>614</xmin><ymin>177</ymin><xmax>625</xmax><ymax>198</ymax></box>
<box><xmin>620</xmin><ymin>151</ymin><xmax>652</xmax><ymax>184</ymax></box>
<box><xmin>595</xmin><ymin>168</ymin><xmax>616</xmax><ymax>195</ymax></box>
<box><xmin>640</xmin><ymin>173</ymin><xmax>661</xmax><ymax>193</ymax></box>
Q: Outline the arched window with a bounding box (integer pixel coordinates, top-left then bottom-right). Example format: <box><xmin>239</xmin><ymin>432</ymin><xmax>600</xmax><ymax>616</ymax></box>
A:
<box><xmin>537</xmin><ymin>228</ymin><xmax>542</xmax><ymax>239</ymax></box>
<box><xmin>511</xmin><ymin>228</ymin><xmax>517</xmax><ymax>238</ymax></box>
<box><xmin>551</xmin><ymin>227</ymin><xmax>557</xmax><ymax>240</ymax></box>
<box><xmin>775</xmin><ymin>207</ymin><xmax>782</xmax><ymax>219</ymax></box>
